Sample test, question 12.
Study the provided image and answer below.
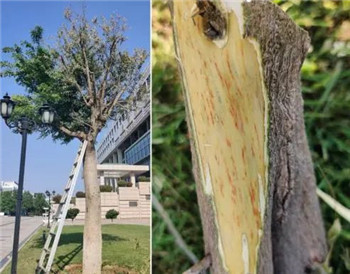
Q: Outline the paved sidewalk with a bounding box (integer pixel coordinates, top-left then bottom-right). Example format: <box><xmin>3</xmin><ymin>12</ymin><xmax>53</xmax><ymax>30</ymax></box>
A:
<box><xmin>0</xmin><ymin>216</ymin><xmax>43</xmax><ymax>270</ymax></box>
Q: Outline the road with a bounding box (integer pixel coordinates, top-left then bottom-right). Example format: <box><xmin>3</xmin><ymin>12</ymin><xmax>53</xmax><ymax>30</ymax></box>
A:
<box><xmin>0</xmin><ymin>216</ymin><xmax>43</xmax><ymax>270</ymax></box>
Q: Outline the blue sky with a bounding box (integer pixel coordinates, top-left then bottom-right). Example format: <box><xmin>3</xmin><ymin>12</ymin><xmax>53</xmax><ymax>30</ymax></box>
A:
<box><xmin>0</xmin><ymin>1</ymin><xmax>150</xmax><ymax>194</ymax></box>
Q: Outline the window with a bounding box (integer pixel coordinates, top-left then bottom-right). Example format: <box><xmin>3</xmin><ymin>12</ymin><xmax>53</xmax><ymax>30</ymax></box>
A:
<box><xmin>145</xmin><ymin>195</ymin><xmax>150</xmax><ymax>200</ymax></box>
<box><xmin>124</xmin><ymin>131</ymin><xmax>150</xmax><ymax>164</ymax></box>
<box><xmin>129</xmin><ymin>201</ymin><xmax>138</xmax><ymax>207</ymax></box>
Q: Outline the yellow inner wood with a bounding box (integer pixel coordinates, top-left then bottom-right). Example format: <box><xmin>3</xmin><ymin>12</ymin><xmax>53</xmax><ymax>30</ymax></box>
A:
<box><xmin>173</xmin><ymin>1</ymin><xmax>268</xmax><ymax>273</ymax></box>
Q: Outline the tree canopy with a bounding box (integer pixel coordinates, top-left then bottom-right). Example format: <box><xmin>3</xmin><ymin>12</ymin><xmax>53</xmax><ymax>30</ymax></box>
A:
<box><xmin>1</xmin><ymin>8</ymin><xmax>147</xmax><ymax>143</ymax></box>
<box><xmin>105</xmin><ymin>209</ymin><xmax>119</xmax><ymax>222</ymax></box>
<box><xmin>0</xmin><ymin>191</ymin><xmax>17</xmax><ymax>215</ymax></box>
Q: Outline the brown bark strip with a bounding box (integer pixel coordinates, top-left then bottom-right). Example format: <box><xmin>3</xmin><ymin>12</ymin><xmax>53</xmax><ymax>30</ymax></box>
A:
<box><xmin>243</xmin><ymin>2</ymin><xmax>327</xmax><ymax>273</ymax></box>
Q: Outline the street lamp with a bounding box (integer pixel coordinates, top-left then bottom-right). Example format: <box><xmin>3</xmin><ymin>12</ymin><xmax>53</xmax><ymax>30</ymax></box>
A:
<box><xmin>0</xmin><ymin>93</ymin><xmax>15</xmax><ymax>119</ymax></box>
<box><xmin>45</xmin><ymin>190</ymin><xmax>55</xmax><ymax>228</ymax></box>
<box><xmin>0</xmin><ymin>93</ymin><xmax>55</xmax><ymax>274</ymax></box>
<box><xmin>39</xmin><ymin>104</ymin><xmax>55</xmax><ymax>124</ymax></box>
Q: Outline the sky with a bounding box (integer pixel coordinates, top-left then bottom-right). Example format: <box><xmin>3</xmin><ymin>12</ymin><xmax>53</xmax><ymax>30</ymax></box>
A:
<box><xmin>0</xmin><ymin>0</ymin><xmax>150</xmax><ymax>194</ymax></box>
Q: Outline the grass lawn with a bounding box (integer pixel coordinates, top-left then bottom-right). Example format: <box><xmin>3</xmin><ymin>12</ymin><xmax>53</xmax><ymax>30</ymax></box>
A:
<box><xmin>2</xmin><ymin>224</ymin><xmax>150</xmax><ymax>273</ymax></box>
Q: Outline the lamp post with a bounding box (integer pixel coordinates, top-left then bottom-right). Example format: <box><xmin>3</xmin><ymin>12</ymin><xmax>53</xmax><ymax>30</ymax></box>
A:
<box><xmin>0</xmin><ymin>93</ymin><xmax>55</xmax><ymax>274</ymax></box>
<box><xmin>45</xmin><ymin>190</ymin><xmax>55</xmax><ymax>228</ymax></box>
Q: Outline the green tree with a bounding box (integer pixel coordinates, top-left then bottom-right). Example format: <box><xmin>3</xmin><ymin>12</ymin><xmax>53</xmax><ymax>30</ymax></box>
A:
<box><xmin>1</xmin><ymin>8</ymin><xmax>146</xmax><ymax>272</ymax></box>
<box><xmin>66</xmin><ymin>208</ymin><xmax>80</xmax><ymax>222</ymax></box>
<box><xmin>22</xmin><ymin>191</ymin><xmax>34</xmax><ymax>215</ymax></box>
<box><xmin>0</xmin><ymin>191</ymin><xmax>16</xmax><ymax>215</ymax></box>
<box><xmin>105</xmin><ymin>209</ymin><xmax>119</xmax><ymax>222</ymax></box>
<box><xmin>33</xmin><ymin>193</ymin><xmax>48</xmax><ymax>216</ymax></box>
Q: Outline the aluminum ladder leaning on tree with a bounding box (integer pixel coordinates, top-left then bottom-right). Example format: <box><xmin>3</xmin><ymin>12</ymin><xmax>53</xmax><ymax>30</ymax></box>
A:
<box><xmin>36</xmin><ymin>140</ymin><xmax>88</xmax><ymax>273</ymax></box>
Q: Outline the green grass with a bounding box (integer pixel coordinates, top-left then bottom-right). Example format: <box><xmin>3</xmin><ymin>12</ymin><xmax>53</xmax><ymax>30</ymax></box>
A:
<box><xmin>2</xmin><ymin>224</ymin><xmax>150</xmax><ymax>274</ymax></box>
<box><xmin>152</xmin><ymin>2</ymin><xmax>204</xmax><ymax>273</ymax></box>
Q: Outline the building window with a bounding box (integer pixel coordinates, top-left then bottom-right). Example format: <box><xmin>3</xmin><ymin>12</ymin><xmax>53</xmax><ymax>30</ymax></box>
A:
<box><xmin>124</xmin><ymin>131</ymin><xmax>150</xmax><ymax>165</ymax></box>
<box><xmin>145</xmin><ymin>195</ymin><xmax>150</xmax><ymax>200</ymax></box>
<box><xmin>129</xmin><ymin>201</ymin><xmax>138</xmax><ymax>207</ymax></box>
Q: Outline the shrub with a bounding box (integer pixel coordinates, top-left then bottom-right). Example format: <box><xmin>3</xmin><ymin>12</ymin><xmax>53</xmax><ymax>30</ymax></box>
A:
<box><xmin>138</xmin><ymin>176</ymin><xmax>150</xmax><ymax>182</ymax></box>
<box><xmin>52</xmin><ymin>195</ymin><xmax>62</xmax><ymax>204</ymax></box>
<box><xmin>105</xmin><ymin>209</ymin><xmax>119</xmax><ymax>222</ymax></box>
<box><xmin>66</xmin><ymin>208</ymin><xmax>80</xmax><ymax>222</ymax></box>
<box><xmin>127</xmin><ymin>182</ymin><xmax>133</xmax><ymax>187</ymax></box>
<box><xmin>100</xmin><ymin>185</ymin><xmax>113</xmax><ymax>192</ymax></box>
<box><xmin>117</xmin><ymin>180</ymin><xmax>128</xmax><ymax>187</ymax></box>
<box><xmin>76</xmin><ymin>191</ymin><xmax>85</xmax><ymax>198</ymax></box>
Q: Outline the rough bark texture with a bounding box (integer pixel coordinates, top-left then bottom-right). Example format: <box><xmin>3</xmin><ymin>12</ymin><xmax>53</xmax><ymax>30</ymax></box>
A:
<box><xmin>82</xmin><ymin>141</ymin><xmax>102</xmax><ymax>274</ymax></box>
<box><xmin>171</xmin><ymin>0</ymin><xmax>327</xmax><ymax>273</ymax></box>
<box><xmin>243</xmin><ymin>2</ymin><xmax>327</xmax><ymax>273</ymax></box>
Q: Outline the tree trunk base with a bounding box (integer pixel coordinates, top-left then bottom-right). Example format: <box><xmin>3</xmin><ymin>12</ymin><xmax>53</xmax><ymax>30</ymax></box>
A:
<box><xmin>83</xmin><ymin>141</ymin><xmax>102</xmax><ymax>274</ymax></box>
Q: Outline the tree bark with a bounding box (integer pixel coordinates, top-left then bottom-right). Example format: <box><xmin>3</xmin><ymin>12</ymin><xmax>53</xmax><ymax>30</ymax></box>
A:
<box><xmin>82</xmin><ymin>141</ymin><xmax>102</xmax><ymax>274</ymax></box>
<box><xmin>170</xmin><ymin>0</ymin><xmax>327</xmax><ymax>273</ymax></box>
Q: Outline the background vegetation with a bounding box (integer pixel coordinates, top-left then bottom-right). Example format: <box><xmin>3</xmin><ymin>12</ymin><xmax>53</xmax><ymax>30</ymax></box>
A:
<box><xmin>0</xmin><ymin>190</ymin><xmax>48</xmax><ymax>216</ymax></box>
<box><xmin>152</xmin><ymin>0</ymin><xmax>350</xmax><ymax>273</ymax></box>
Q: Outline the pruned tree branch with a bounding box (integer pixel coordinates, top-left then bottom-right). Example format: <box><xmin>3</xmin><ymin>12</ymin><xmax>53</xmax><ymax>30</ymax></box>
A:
<box><xmin>59</xmin><ymin>125</ymin><xmax>86</xmax><ymax>140</ymax></box>
<box><xmin>152</xmin><ymin>194</ymin><xmax>199</xmax><ymax>264</ymax></box>
<box><xmin>171</xmin><ymin>0</ymin><xmax>326</xmax><ymax>273</ymax></box>
<box><xmin>79</xmin><ymin>33</ymin><xmax>94</xmax><ymax>99</ymax></box>
<box><xmin>183</xmin><ymin>255</ymin><xmax>212</xmax><ymax>274</ymax></box>
<box><xmin>102</xmin><ymin>87</ymin><xmax>125</xmax><ymax>119</ymax></box>
<box><xmin>99</xmin><ymin>37</ymin><xmax>118</xmax><ymax>106</ymax></box>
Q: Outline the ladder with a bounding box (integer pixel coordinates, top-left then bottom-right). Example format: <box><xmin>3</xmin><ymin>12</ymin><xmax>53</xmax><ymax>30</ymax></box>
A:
<box><xmin>36</xmin><ymin>140</ymin><xmax>88</xmax><ymax>273</ymax></box>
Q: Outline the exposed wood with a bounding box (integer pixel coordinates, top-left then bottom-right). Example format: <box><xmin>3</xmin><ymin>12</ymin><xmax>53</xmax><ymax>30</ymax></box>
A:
<box><xmin>170</xmin><ymin>0</ymin><xmax>327</xmax><ymax>273</ymax></box>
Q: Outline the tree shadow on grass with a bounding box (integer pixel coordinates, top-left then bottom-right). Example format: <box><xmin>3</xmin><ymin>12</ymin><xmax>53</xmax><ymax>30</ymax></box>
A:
<box><xmin>32</xmin><ymin>232</ymin><xmax>128</xmax><ymax>271</ymax></box>
<box><xmin>52</xmin><ymin>244</ymin><xmax>83</xmax><ymax>272</ymax></box>
<box><xmin>32</xmin><ymin>232</ymin><xmax>127</xmax><ymax>248</ymax></box>
<box><xmin>58</xmin><ymin>233</ymin><xmax>128</xmax><ymax>245</ymax></box>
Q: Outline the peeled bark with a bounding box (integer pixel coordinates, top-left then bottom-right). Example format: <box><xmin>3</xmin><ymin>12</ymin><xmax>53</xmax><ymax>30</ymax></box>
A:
<box><xmin>170</xmin><ymin>0</ymin><xmax>327</xmax><ymax>273</ymax></box>
<box><xmin>83</xmin><ymin>141</ymin><xmax>102</xmax><ymax>274</ymax></box>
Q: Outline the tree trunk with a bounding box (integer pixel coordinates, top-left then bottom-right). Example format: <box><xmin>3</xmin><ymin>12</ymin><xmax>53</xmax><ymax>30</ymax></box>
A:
<box><xmin>83</xmin><ymin>141</ymin><xmax>102</xmax><ymax>274</ymax></box>
<box><xmin>170</xmin><ymin>1</ymin><xmax>327</xmax><ymax>273</ymax></box>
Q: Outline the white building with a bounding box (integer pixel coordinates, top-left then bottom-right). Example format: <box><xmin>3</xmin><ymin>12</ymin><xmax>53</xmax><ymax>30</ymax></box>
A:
<box><xmin>91</xmin><ymin>65</ymin><xmax>151</xmax><ymax>221</ymax></box>
<box><xmin>0</xmin><ymin>181</ymin><xmax>18</xmax><ymax>192</ymax></box>
<box><xmin>97</xmin><ymin>66</ymin><xmax>150</xmax><ymax>187</ymax></box>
